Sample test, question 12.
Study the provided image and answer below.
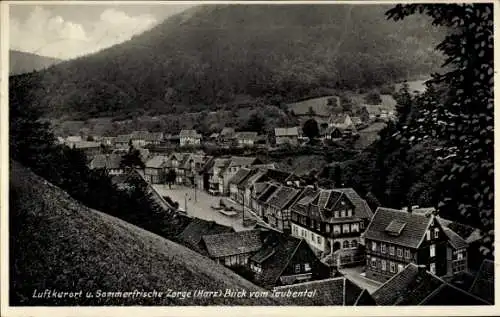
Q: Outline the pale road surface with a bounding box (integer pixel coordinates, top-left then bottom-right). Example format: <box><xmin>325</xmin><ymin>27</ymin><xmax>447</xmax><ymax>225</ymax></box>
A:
<box><xmin>152</xmin><ymin>184</ymin><xmax>263</xmax><ymax>232</ymax></box>
<box><xmin>339</xmin><ymin>266</ymin><xmax>383</xmax><ymax>294</ymax></box>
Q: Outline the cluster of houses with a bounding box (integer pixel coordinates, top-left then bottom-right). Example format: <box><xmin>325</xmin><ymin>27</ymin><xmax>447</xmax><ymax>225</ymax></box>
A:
<box><xmin>58</xmin><ymin>125</ymin><xmax>492</xmax><ymax>305</ymax></box>
<box><xmin>56</xmin><ymin>103</ymin><xmax>394</xmax><ymax>155</ymax></box>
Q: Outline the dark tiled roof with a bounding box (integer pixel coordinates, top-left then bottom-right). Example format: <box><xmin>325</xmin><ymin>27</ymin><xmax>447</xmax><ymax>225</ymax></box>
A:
<box><xmin>90</xmin><ymin>154</ymin><xmax>122</xmax><ymax>170</ymax></box>
<box><xmin>336</xmin><ymin>188</ymin><xmax>374</xmax><ymax>219</ymax></box>
<box><xmin>364</xmin><ymin>208</ymin><xmax>433</xmax><ymax>248</ymax></box>
<box><xmin>443</xmin><ymin>228</ymin><xmax>468</xmax><ymax>250</ymax></box>
<box><xmin>250</xmin><ymin>235</ymin><xmax>302</xmax><ymax>289</ymax></box>
<box><xmin>115</xmin><ymin>134</ymin><xmax>131</xmax><ymax>143</ymax></box>
<box><xmin>145</xmin><ymin>155</ymin><xmax>169</xmax><ymax>169</ymax></box>
<box><xmin>273</xmin><ymin>277</ymin><xmax>370</xmax><ymax>306</ymax></box>
<box><xmin>228</xmin><ymin>168</ymin><xmax>253</xmax><ymax>185</ymax></box>
<box><xmin>372</xmin><ymin>263</ymin><xmax>489</xmax><ymax>305</ymax></box>
<box><xmin>176</xmin><ymin>218</ymin><xmax>233</xmax><ymax>252</ymax></box>
<box><xmin>202</xmin><ymin>230</ymin><xmax>263</xmax><ymax>258</ymax></box>
<box><xmin>267</xmin><ymin>186</ymin><xmax>301</xmax><ymax>210</ymax></box>
<box><xmin>228</xmin><ymin>156</ymin><xmax>259</xmax><ymax>167</ymax></box>
<box><xmin>256</xmin><ymin>183</ymin><xmax>280</xmax><ymax>203</ymax></box>
<box><xmin>253</xmin><ymin>182</ymin><xmax>269</xmax><ymax>197</ymax></box>
<box><xmin>469</xmin><ymin>259</ymin><xmax>495</xmax><ymax>304</ymax></box>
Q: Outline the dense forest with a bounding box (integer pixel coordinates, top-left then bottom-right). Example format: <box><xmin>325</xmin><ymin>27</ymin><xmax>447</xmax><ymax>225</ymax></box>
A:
<box><xmin>9</xmin><ymin>50</ymin><xmax>61</xmax><ymax>75</ymax></box>
<box><xmin>10</xmin><ymin>4</ymin><xmax>444</xmax><ymax>120</ymax></box>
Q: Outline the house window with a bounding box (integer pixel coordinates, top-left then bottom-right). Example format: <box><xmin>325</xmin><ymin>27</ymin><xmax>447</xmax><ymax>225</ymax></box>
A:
<box><xmin>334</xmin><ymin>211</ymin><xmax>339</xmax><ymax>218</ymax></box>
<box><xmin>347</xmin><ymin>209</ymin><xmax>353</xmax><ymax>217</ymax></box>
<box><xmin>430</xmin><ymin>263</ymin><xmax>436</xmax><ymax>274</ymax></box>
<box><xmin>351</xmin><ymin>223</ymin><xmax>359</xmax><ymax>232</ymax></box>
<box><xmin>430</xmin><ymin>244</ymin><xmax>436</xmax><ymax>257</ymax></box>
<box><xmin>317</xmin><ymin>236</ymin><xmax>322</xmax><ymax>244</ymax></box>
<box><xmin>381</xmin><ymin>260</ymin><xmax>387</xmax><ymax>271</ymax></box>
<box><xmin>397</xmin><ymin>248</ymin><xmax>403</xmax><ymax>258</ymax></box>
<box><xmin>452</xmin><ymin>259</ymin><xmax>467</xmax><ymax>273</ymax></box>
<box><xmin>326</xmin><ymin>224</ymin><xmax>330</xmax><ymax>233</ymax></box>
<box><xmin>381</xmin><ymin>244</ymin><xmax>386</xmax><ymax>254</ymax></box>
<box><xmin>398</xmin><ymin>264</ymin><xmax>404</xmax><ymax>272</ymax></box>
<box><xmin>343</xmin><ymin>224</ymin><xmax>350</xmax><ymax>233</ymax></box>
<box><xmin>371</xmin><ymin>257</ymin><xmax>377</xmax><ymax>268</ymax></box>
<box><xmin>333</xmin><ymin>225</ymin><xmax>341</xmax><ymax>234</ymax></box>
<box><xmin>426</xmin><ymin>230</ymin><xmax>431</xmax><ymax>240</ymax></box>
<box><xmin>405</xmin><ymin>249</ymin><xmax>411</xmax><ymax>259</ymax></box>
<box><xmin>389</xmin><ymin>246</ymin><xmax>395</xmax><ymax>255</ymax></box>
<box><xmin>390</xmin><ymin>262</ymin><xmax>396</xmax><ymax>273</ymax></box>
<box><xmin>351</xmin><ymin>240</ymin><xmax>358</xmax><ymax>248</ymax></box>
<box><xmin>341</xmin><ymin>210</ymin><xmax>346</xmax><ymax>218</ymax></box>
<box><xmin>304</xmin><ymin>263</ymin><xmax>311</xmax><ymax>272</ymax></box>
<box><xmin>295</xmin><ymin>264</ymin><xmax>301</xmax><ymax>273</ymax></box>
<box><xmin>457</xmin><ymin>251</ymin><xmax>464</xmax><ymax>260</ymax></box>
<box><xmin>343</xmin><ymin>240</ymin><xmax>350</xmax><ymax>249</ymax></box>
<box><xmin>360</xmin><ymin>222</ymin><xmax>365</xmax><ymax>229</ymax></box>
<box><xmin>434</xmin><ymin>228</ymin><xmax>439</xmax><ymax>238</ymax></box>
<box><xmin>372</xmin><ymin>241</ymin><xmax>377</xmax><ymax>251</ymax></box>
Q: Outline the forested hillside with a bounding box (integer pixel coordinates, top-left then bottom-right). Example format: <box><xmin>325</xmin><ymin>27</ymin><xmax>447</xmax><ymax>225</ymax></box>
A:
<box><xmin>10</xmin><ymin>4</ymin><xmax>444</xmax><ymax>120</ymax></box>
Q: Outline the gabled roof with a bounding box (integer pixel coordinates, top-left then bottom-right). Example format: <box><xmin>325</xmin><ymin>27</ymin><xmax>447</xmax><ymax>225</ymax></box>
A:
<box><xmin>145</xmin><ymin>155</ymin><xmax>169</xmax><ymax>169</ymax></box>
<box><xmin>228</xmin><ymin>156</ymin><xmax>259</xmax><ymax>168</ymax></box>
<box><xmin>469</xmin><ymin>259</ymin><xmax>494</xmax><ymax>304</ymax></box>
<box><xmin>336</xmin><ymin>188</ymin><xmax>373</xmax><ymax>219</ymax></box>
<box><xmin>290</xmin><ymin>187</ymin><xmax>319</xmax><ymax>216</ymax></box>
<box><xmin>130</xmin><ymin>131</ymin><xmax>162</xmax><ymax>141</ymax></box>
<box><xmin>266</xmin><ymin>186</ymin><xmax>301</xmax><ymax>210</ymax></box>
<box><xmin>235</xmin><ymin>131</ymin><xmax>259</xmax><ymax>140</ymax></box>
<box><xmin>177</xmin><ymin>218</ymin><xmax>233</xmax><ymax>252</ymax></box>
<box><xmin>372</xmin><ymin>263</ymin><xmax>489</xmax><ymax>305</ymax></box>
<box><xmin>181</xmin><ymin>154</ymin><xmax>210</xmax><ymax>169</ymax></box>
<box><xmin>202</xmin><ymin>230</ymin><xmax>263</xmax><ymax>258</ymax></box>
<box><xmin>274</xmin><ymin>127</ymin><xmax>299</xmax><ymax>137</ymax></box>
<box><xmin>115</xmin><ymin>134</ymin><xmax>131</xmax><ymax>143</ymax></box>
<box><xmin>179</xmin><ymin>129</ymin><xmax>201</xmax><ymax>137</ymax></box>
<box><xmin>443</xmin><ymin>227</ymin><xmax>468</xmax><ymax>250</ymax></box>
<box><xmin>364</xmin><ymin>208</ymin><xmax>434</xmax><ymax>249</ymax></box>
<box><xmin>228</xmin><ymin>168</ymin><xmax>253</xmax><ymax>186</ymax></box>
<box><xmin>89</xmin><ymin>154</ymin><xmax>122</xmax><ymax>170</ymax></box>
<box><xmin>256</xmin><ymin>183</ymin><xmax>280</xmax><ymax>203</ymax></box>
<box><xmin>71</xmin><ymin>141</ymin><xmax>101</xmax><ymax>149</ymax></box>
<box><xmin>250</xmin><ymin>235</ymin><xmax>303</xmax><ymax>288</ymax></box>
<box><xmin>220</xmin><ymin>127</ymin><xmax>235</xmax><ymax>137</ymax></box>
<box><xmin>273</xmin><ymin>277</ymin><xmax>373</xmax><ymax>306</ymax></box>
<box><xmin>363</xmin><ymin>105</ymin><xmax>382</xmax><ymax>115</ymax></box>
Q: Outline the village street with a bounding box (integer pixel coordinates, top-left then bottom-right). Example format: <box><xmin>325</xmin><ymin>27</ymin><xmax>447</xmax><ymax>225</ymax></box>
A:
<box><xmin>339</xmin><ymin>266</ymin><xmax>383</xmax><ymax>294</ymax></box>
<box><xmin>152</xmin><ymin>184</ymin><xmax>262</xmax><ymax>232</ymax></box>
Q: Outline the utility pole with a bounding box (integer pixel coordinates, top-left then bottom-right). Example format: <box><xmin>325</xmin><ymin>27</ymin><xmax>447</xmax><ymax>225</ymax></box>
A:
<box><xmin>242</xmin><ymin>192</ymin><xmax>245</xmax><ymax>223</ymax></box>
<box><xmin>185</xmin><ymin>193</ymin><xmax>188</xmax><ymax>212</ymax></box>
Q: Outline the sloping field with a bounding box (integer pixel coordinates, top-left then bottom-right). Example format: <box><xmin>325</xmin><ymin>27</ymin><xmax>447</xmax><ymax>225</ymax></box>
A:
<box><xmin>288</xmin><ymin>96</ymin><xmax>339</xmax><ymax>117</ymax></box>
<box><xmin>9</xmin><ymin>161</ymin><xmax>285</xmax><ymax>305</ymax></box>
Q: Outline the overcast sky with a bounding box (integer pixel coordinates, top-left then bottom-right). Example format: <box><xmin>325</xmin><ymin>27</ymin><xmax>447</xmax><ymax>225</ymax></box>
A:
<box><xmin>10</xmin><ymin>4</ymin><xmax>195</xmax><ymax>60</ymax></box>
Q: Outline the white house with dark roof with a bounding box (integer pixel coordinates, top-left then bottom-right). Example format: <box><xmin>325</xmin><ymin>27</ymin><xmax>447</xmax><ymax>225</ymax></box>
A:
<box><xmin>179</xmin><ymin>129</ymin><xmax>202</xmax><ymax>147</ymax></box>
<box><xmin>364</xmin><ymin>207</ymin><xmax>451</xmax><ymax>282</ymax></box>
<box><xmin>89</xmin><ymin>154</ymin><xmax>124</xmax><ymax>175</ymax></box>
<box><xmin>274</xmin><ymin>127</ymin><xmax>300</xmax><ymax>146</ymax></box>
<box><xmin>144</xmin><ymin>155</ymin><xmax>169</xmax><ymax>184</ymax></box>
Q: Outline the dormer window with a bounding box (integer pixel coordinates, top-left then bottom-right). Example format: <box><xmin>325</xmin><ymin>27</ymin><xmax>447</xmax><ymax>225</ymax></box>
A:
<box><xmin>434</xmin><ymin>228</ymin><xmax>439</xmax><ymax>238</ymax></box>
<box><xmin>385</xmin><ymin>220</ymin><xmax>407</xmax><ymax>237</ymax></box>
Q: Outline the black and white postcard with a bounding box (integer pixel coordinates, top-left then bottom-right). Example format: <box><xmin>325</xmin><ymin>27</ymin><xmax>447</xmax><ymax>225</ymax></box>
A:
<box><xmin>1</xmin><ymin>1</ymin><xmax>496</xmax><ymax>316</ymax></box>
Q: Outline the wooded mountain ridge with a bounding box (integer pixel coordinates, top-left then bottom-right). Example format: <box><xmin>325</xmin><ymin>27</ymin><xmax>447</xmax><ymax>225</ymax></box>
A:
<box><xmin>10</xmin><ymin>4</ymin><xmax>445</xmax><ymax>120</ymax></box>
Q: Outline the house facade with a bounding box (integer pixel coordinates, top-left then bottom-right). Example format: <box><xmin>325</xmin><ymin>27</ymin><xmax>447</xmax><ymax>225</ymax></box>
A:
<box><xmin>208</xmin><ymin>158</ymin><xmax>231</xmax><ymax>196</ymax></box>
<box><xmin>235</xmin><ymin>131</ymin><xmax>259</xmax><ymax>147</ymax></box>
<box><xmin>249</xmin><ymin>235</ymin><xmax>330</xmax><ymax>289</ymax></box>
<box><xmin>179</xmin><ymin>130</ymin><xmax>202</xmax><ymax>147</ymax></box>
<box><xmin>144</xmin><ymin>155</ymin><xmax>169</xmax><ymax>183</ymax></box>
<box><xmin>364</xmin><ymin>207</ymin><xmax>450</xmax><ymax>283</ymax></box>
<box><xmin>89</xmin><ymin>154</ymin><xmax>124</xmax><ymax>175</ymax></box>
<box><xmin>262</xmin><ymin>185</ymin><xmax>302</xmax><ymax>233</ymax></box>
<box><xmin>289</xmin><ymin>188</ymin><xmax>373</xmax><ymax>262</ymax></box>
<box><xmin>275</xmin><ymin>127</ymin><xmax>300</xmax><ymax>146</ymax></box>
<box><xmin>219</xmin><ymin>157</ymin><xmax>261</xmax><ymax>195</ymax></box>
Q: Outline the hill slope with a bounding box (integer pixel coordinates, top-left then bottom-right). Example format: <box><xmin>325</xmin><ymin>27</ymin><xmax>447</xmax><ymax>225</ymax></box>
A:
<box><xmin>9</xmin><ymin>50</ymin><xmax>61</xmax><ymax>75</ymax></box>
<box><xmin>11</xmin><ymin>4</ymin><xmax>444</xmax><ymax>119</ymax></box>
<box><xmin>9</xmin><ymin>161</ymin><xmax>283</xmax><ymax>305</ymax></box>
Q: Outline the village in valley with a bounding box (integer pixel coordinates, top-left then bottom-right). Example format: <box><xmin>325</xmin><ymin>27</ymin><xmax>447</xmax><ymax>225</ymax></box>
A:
<box><xmin>54</xmin><ymin>93</ymin><xmax>493</xmax><ymax>305</ymax></box>
<box><xmin>7</xmin><ymin>2</ymin><xmax>494</xmax><ymax>309</ymax></box>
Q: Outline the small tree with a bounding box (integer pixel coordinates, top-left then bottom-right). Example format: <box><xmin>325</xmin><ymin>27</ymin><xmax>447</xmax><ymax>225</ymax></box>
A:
<box><xmin>302</xmin><ymin>118</ymin><xmax>319</xmax><ymax>143</ymax></box>
<box><xmin>365</xmin><ymin>91</ymin><xmax>382</xmax><ymax>105</ymax></box>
